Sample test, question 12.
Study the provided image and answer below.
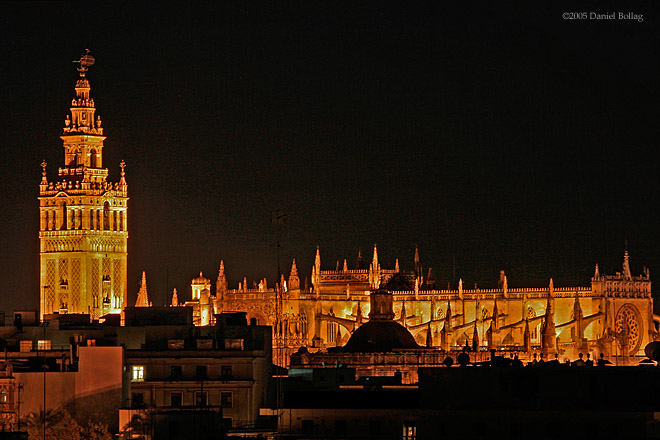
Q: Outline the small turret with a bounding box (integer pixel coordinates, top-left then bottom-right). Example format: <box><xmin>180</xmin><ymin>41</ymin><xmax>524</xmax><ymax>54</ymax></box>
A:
<box><xmin>622</xmin><ymin>249</ymin><xmax>632</xmax><ymax>280</ymax></box>
<box><xmin>135</xmin><ymin>271</ymin><xmax>151</xmax><ymax>307</ymax></box>
<box><xmin>368</xmin><ymin>244</ymin><xmax>381</xmax><ymax>289</ymax></box>
<box><xmin>355</xmin><ymin>249</ymin><xmax>363</xmax><ymax>270</ymax></box>
<box><xmin>288</xmin><ymin>259</ymin><xmax>300</xmax><ymax>290</ymax></box>
<box><xmin>216</xmin><ymin>260</ymin><xmax>228</xmax><ymax>300</ymax></box>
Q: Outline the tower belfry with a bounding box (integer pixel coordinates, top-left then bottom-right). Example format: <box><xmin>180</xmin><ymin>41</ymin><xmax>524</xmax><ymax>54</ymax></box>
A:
<box><xmin>39</xmin><ymin>50</ymin><xmax>129</xmax><ymax>320</ymax></box>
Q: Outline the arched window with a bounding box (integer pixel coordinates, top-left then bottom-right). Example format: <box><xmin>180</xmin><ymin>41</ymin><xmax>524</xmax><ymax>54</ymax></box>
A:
<box><xmin>103</xmin><ymin>202</ymin><xmax>110</xmax><ymax>230</ymax></box>
<box><xmin>0</xmin><ymin>389</ymin><xmax>6</xmax><ymax>404</ymax></box>
<box><xmin>90</xmin><ymin>149</ymin><xmax>97</xmax><ymax>168</ymax></box>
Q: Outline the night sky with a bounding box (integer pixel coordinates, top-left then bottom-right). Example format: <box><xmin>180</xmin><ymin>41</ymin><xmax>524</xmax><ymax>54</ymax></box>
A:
<box><xmin>1</xmin><ymin>2</ymin><xmax>658</xmax><ymax>312</ymax></box>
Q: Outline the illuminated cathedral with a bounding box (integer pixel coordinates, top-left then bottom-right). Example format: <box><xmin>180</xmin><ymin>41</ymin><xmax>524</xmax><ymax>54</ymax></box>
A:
<box><xmin>39</xmin><ymin>51</ymin><xmax>128</xmax><ymax>319</ymax></box>
<box><xmin>36</xmin><ymin>52</ymin><xmax>657</xmax><ymax>370</ymax></box>
<box><xmin>185</xmin><ymin>245</ymin><xmax>656</xmax><ymax>367</ymax></box>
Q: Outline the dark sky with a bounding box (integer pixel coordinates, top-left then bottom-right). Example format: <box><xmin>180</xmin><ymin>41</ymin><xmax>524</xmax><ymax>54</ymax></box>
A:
<box><xmin>1</xmin><ymin>1</ymin><xmax>658</xmax><ymax>312</ymax></box>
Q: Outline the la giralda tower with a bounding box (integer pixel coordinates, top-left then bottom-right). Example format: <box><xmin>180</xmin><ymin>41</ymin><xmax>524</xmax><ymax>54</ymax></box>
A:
<box><xmin>39</xmin><ymin>51</ymin><xmax>128</xmax><ymax>320</ymax></box>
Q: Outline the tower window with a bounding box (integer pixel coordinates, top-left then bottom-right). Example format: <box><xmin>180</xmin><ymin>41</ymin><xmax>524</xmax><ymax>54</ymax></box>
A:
<box><xmin>90</xmin><ymin>149</ymin><xmax>97</xmax><ymax>168</ymax></box>
<box><xmin>61</xmin><ymin>202</ymin><xmax>67</xmax><ymax>230</ymax></box>
<box><xmin>103</xmin><ymin>202</ymin><xmax>110</xmax><ymax>230</ymax></box>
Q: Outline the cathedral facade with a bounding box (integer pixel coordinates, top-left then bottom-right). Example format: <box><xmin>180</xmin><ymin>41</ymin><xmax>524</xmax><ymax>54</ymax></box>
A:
<box><xmin>192</xmin><ymin>246</ymin><xmax>656</xmax><ymax>367</ymax></box>
<box><xmin>39</xmin><ymin>51</ymin><xmax>128</xmax><ymax>319</ymax></box>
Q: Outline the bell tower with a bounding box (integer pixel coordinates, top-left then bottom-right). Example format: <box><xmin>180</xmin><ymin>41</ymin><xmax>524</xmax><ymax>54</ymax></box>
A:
<box><xmin>38</xmin><ymin>50</ymin><xmax>128</xmax><ymax>320</ymax></box>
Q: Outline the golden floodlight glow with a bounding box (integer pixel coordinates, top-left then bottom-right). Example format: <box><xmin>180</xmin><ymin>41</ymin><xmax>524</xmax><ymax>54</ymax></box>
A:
<box><xmin>39</xmin><ymin>51</ymin><xmax>128</xmax><ymax>320</ymax></box>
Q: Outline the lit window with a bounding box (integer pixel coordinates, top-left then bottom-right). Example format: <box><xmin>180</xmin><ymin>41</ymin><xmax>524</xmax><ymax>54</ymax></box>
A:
<box><xmin>19</xmin><ymin>340</ymin><xmax>33</xmax><ymax>352</ymax></box>
<box><xmin>37</xmin><ymin>340</ymin><xmax>51</xmax><ymax>351</ymax></box>
<box><xmin>221</xmin><ymin>392</ymin><xmax>233</xmax><ymax>408</ymax></box>
<box><xmin>403</xmin><ymin>422</ymin><xmax>416</xmax><ymax>440</ymax></box>
<box><xmin>0</xmin><ymin>390</ymin><xmax>7</xmax><ymax>404</ymax></box>
<box><xmin>131</xmin><ymin>365</ymin><xmax>144</xmax><ymax>382</ymax></box>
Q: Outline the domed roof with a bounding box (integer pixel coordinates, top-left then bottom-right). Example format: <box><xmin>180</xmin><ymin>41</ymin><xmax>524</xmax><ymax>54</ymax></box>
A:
<box><xmin>192</xmin><ymin>271</ymin><xmax>210</xmax><ymax>285</ymax></box>
<box><xmin>340</xmin><ymin>320</ymin><xmax>420</xmax><ymax>353</ymax></box>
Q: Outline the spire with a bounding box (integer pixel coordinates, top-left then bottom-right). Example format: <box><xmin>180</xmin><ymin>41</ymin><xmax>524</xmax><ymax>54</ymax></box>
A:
<box><xmin>426</xmin><ymin>322</ymin><xmax>433</xmax><ymax>348</ymax></box>
<box><xmin>135</xmin><ymin>271</ymin><xmax>151</xmax><ymax>307</ymax></box>
<box><xmin>356</xmin><ymin>249</ymin><xmax>363</xmax><ymax>269</ymax></box>
<box><xmin>426</xmin><ymin>267</ymin><xmax>435</xmax><ymax>289</ymax></box>
<box><xmin>574</xmin><ymin>290</ymin><xmax>582</xmax><ymax>317</ymax></box>
<box><xmin>400</xmin><ymin>299</ymin><xmax>407</xmax><ymax>327</ymax></box>
<box><xmin>492</xmin><ymin>299</ymin><xmax>499</xmax><ymax>330</ymax></box>
<box><xmin>356</xmin><ymin>301</ymin><xmax>363</xmax><ymax>326</ymax></box>
<box><xmin>288</xmin><ymin>259</ymin><xmax>300</xmax><ymax>290</ymax></box>
<box><xmin>523</xmin><ymin>319</ymin><xmax>531</xmax><ymax>352</ymax></box>
<box><xmin>395</xmin><ymin>258</ymin><xmax>400</xmax><ymax>273</ymax></box>
<box><xmin>343</xmin><ymin>259</ymin><xmax>348</xmax><ymax>272</ymax></box>
<box><xmin>414</xmin><ymin>246</ymin><xmax>423</xmax><ymax>285</ymax></box>
<box><xmin>171</xmin><ymin>288</ymin><xmax>178</xmax><ymax>307</ymax></box>
<box><xmin>64</xmin><ymin>50</ymin><xmax>105</xmax><ymax>167</ymax></box>
<box><xmin>541</xmin><ymin>282</ymin><xmax>557</xmax><ymax>358</ymax></box>
<box><xmin>622</xmin><ymin>247</ymin><xmax>632</xmax><ymax>279</ymax></box>
<box><xmin>368</xmin><ymin>244</ymin><xmax>381</xmax><ymax>289</ymax></box>
<box><xmin>312</xmin><ymin>246</ymin><xmax>321</xmax><ymax>292</ymax></box>
<box><xmin>216</xmin><ymin>260</ymin><xmax>228</xmax><ymax>299</ymax></box>
<box><xmin>594</xmin><ymin>263</ymin><xmax>600</xmax><ymax>279</ymax></box>
<box><xmin>445</xmin><ymin>300</ymin><xmax>452</xmax><ymax>330</ymax></box>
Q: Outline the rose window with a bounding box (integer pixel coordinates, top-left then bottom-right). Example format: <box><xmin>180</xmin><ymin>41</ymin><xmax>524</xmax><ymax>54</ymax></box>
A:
<box><xmin>615</xmin><ymin>304</ymin><xmax>642</xmax><ymax>354</ymax></box>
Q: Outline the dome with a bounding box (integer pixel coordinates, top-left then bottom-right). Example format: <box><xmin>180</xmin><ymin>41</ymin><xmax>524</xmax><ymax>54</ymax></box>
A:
<box><xmin>192</xmin><ymin>271</ymin><xmax>210</xmax><ymax>285</ymax></box>
<box><xmin>340</xmin><ymin>320</ymin><xmax>420</xmax><ymax>353</ymax></box>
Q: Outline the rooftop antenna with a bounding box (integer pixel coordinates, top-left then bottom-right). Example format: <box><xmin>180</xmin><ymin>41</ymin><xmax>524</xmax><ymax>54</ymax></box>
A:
<box><xmin>73</xmin><ymin>49</ymin><xmax>95</xmax><ymax>77</ymax></box>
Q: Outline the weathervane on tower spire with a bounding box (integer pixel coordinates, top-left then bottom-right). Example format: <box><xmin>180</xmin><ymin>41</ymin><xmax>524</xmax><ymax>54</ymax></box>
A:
<box><xmin>73</xmin><ymin>49</ymin><xmax>95</xmax><ymax>77</ymax></box>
